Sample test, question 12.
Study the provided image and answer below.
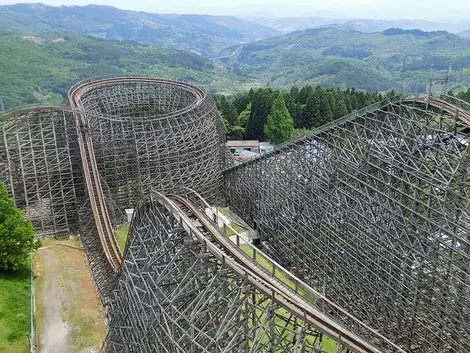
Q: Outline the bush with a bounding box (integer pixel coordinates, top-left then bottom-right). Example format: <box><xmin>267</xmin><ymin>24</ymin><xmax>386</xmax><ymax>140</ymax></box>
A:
<box><xmin>0</xmin><ymin>182</ymin><xmax>40</xmax><ymax>271</ymax></box>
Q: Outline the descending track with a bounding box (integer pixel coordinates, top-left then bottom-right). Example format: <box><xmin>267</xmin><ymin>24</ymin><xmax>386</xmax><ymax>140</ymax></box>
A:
<box><xmin>69</xmin><ymin>79</ymin><xmax>124</xmax><ymax>271</ymax></box>
<box><xmin>165</xmin><ymin>194</ymin><xmax>390</xmax><ymax>353</ymax></box>
<box><xmin>404</xmin><ymin>95</ymin><xmax>470</xmax><ymax>124</ymax></box>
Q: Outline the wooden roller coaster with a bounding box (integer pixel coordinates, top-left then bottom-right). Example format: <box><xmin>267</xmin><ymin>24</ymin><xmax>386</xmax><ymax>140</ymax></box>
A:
<box><xmin>66</xmin><ymin>77</ymin><xmax>470</xmax><ymax>352</ymax></box>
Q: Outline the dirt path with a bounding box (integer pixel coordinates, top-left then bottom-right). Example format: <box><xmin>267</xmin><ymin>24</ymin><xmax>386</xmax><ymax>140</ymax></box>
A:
<box><xmin>34</xmin><ymin>239</ymin><xmax>105</xmax><ymax>353</ymax></box>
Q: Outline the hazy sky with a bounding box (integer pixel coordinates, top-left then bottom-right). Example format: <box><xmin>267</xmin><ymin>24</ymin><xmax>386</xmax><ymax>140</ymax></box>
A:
<box><xmin>0</xmin><ymin>0</ymin><xmax>469</xmax><ymax>21</ymax></box>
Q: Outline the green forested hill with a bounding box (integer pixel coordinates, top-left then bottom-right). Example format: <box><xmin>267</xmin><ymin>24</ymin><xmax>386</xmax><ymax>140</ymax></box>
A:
<box><xmin>221</xmin><ymin>28</ymin><xmax>470</xmax><ymax>93</ymax></box>
<box><xmin>0</xmin><ymin>31</ymin><xmax>246</xmax><ymax>110</ymax></box>
<box><xmin>2</xmin><ymin>21</ymin><xmax>470</xmax><ymax>111</ymax></box>
<box><xmin>0</xmin><ymin>4</ymin><xmax>279</xmax><ymax>57</ymax></box>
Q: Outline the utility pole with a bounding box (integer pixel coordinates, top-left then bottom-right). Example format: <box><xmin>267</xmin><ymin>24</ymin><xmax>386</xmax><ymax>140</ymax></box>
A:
<box><xmin>426</xmin><ymin>65</ymin><xmax>448</xmax><ymax>110</ymax></box>
<box><xmin>444</xmin><ymin>63</ymin><xmax>451</xmax><ymax>94</ymax></box>
<box><xmin>459</xmin><ymin>67</ymin><xmax>464</xmax><ymax>93</ymax></box>
<box><xmin>399</xmin><ymin>56</ymin><xmax>406</xmax><ymax>115</ymax></box>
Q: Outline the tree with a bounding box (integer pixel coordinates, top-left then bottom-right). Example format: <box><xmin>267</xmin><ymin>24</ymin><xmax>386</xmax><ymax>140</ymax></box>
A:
<box><xmin>334</xmin><ymin>98</ymin><xmax>348</xmax><ymax>119</ymax></box>
<box><xmin>245</xmin><ymin>88</ymin><xmax>275</xmax><ymax>140</ymax></box>
<box><xmin>350</xmin><ymin>94</ymin><xmax>359</xmax><ymax>110</ymax></box>
<box><xmin>0</xmin><ymin>182</ymin><xmax>40</xmax><ymax>271</ymax></box>
<box><xmin>290</xmin><ymin>86</ymin><xmax>300</xmax><ymax>102</ymax></box>
<box><xmin>297</xmin><ymin>85</ymin><xmax>313</xmax><ymax>105</ymax></box>
<box><xmin>238</xmin><ymin>103</ymin><xmax>251</xmax><ymax>129</ymax></box>
<box><xmin>264</xmin><ymin>94</ymin><xmax>294</xmax><ymax>144</ymax></box>
<box><xmin>220</xmin><ymin>99</ymin><xmax>239</xmax><ymax>126</ymax></box>
<box><xmin>303</xmin><ymin>93</ymin><xmax>321</xmax><ymax>129</ymax></box>
<box><xmin>291</xmin><ymin>103</ymin><xmax>304</xmax><ymax>129</ymax></box>
<box><xmin>316</xmin><ymin>95</ymin><xmax>334</xmax><ymax>128</ymax></box>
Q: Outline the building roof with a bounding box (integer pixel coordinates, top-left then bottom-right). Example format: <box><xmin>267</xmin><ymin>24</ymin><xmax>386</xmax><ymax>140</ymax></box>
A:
<box><xmin>226</xmin><ymin>140</ymin><xmax>260</xmax><ymax>148</ymax></box>
<box><xmin>236</xmin><ymin>150</ymin><xmax>259</xmax><ymax>160</ymax></box>
<box><xmin>260</xmin><ymin>142</ymin><xmax>274</xmax><ymax>149</ymax></box>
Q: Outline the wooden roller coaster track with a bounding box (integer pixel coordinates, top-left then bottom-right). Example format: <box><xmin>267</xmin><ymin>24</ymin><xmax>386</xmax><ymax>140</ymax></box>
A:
<box><xmin>163</xmin><ymin>193</ymin><xmax>387</xmax><ymax>353</ymax></box>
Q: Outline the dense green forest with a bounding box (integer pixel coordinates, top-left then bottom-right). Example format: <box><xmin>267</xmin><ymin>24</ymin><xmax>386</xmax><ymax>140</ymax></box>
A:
<box><xmin>0</xmin><ymin>4</ymin><xmax>279</xmax><ymax>57</ymax></box>
<box><xmin>220</xmin><ymin>27</ymin><xmax>470</xmax><ymax>93</ymax></box>
<box><xmin>453</xmin><ymin>88</ymin><xmax>470</xmax><ymax>104</ymax></box>
<box><xmin>216</xmin><ymin>85</ymin><xmax>385</xmax><ymax>143</ymax></box>
<box><xmin>0</xmin><ymin>31</ymin><xmax>246</xmax><ymax>110</ymax></box>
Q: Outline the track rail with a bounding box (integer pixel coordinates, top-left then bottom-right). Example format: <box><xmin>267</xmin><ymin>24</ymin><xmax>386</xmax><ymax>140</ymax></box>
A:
<box><xmin>402</xmin><ymin>95</ymin><xmax>470</xmax><ymax>125</ymax></box>
<box><xmin>69</xmin><ymin>81</ymin><xmax>124</xmax><ymax>271</ymax></box>
<box><xmin>165</xmin><ymin>193</ymin><xmax>384</xmax><ymax>353</ymax></box>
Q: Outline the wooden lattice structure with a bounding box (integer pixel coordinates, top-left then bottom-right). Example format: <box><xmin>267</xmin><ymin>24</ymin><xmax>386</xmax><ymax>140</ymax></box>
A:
<box><xmin>224</xmin><ymin>96</ymin><xmax>470</xmax><ymax>352</ymax></box>
<box><xmin>1</xmin><ymin>77</ymin><xmax>469</xmax><ymax>352</ymax></box>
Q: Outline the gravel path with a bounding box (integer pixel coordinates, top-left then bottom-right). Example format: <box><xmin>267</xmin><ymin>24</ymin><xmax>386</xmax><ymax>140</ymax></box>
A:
<box><xmin>36</xmin><ymin>245</ymin><xmax>73</xmax><ymax>353</ymax></box>
<box><xmin>34</xmin><ymin>240</ymin><xmax>105</xmax><ymax>353</ymax></box>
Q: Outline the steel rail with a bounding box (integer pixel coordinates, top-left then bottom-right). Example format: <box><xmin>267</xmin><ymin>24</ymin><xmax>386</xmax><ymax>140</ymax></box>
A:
<box><xmin>165</xmin><ymin>193</ymin><xmax>384</xmax><ymax>353</ymax></box>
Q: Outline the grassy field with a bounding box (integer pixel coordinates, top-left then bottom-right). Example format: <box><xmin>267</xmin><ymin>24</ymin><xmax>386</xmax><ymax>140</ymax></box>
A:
<box><xmin>217</xmin><ymin>207</ymin><xmax>247</xmax><ymax>236</ymax></box>
<box><xmin>116</xmin><ymin>224</ymin><xmax>130</xmax><ymax>252</ymax></box>
<box><xmin>239</xmin><ymin>244</ymin><xmax>317</xmax><ymax>304</ymax></box>
<box><xmin>219</xmin><ymin>207</ymin><xmax>339</xmax><ymax>352</ymax></box>
<box><xmin>0</xmin><ymin>265</ymin><xmax>30</xmax><ymax>353</ymax></box>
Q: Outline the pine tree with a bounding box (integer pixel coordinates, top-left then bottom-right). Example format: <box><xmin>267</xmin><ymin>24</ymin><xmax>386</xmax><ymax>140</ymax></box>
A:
<box><xmin>283</xmin><ymin>92</ymin><xmax>295</xmax><ymax>116</ymax></box>
<box><xmin>220</xmin><ymin>100</ymin><xmax>239</xmax><ymax>126</ymax></box>
<box><xmin>233</xmin><ymin>93</ymin><xmax>250</xmax><ymax>114</ymax></box>
<box><xmin>297</xmin><ymin>85</ymin><xmax>313</xmax><ymax>105</ymax></box>
<box><xmin>328</xmin><ymin>92</ymin><xmax>337</xmax><ymax>118</ymax></box>
<box><xmin>245</xmin><ymin>88</ymin><xmax>275</xmax><ymax>140</ymax></box>
<box><xmin>290</xmin><ymin>86</ymin><xmax>300</xmax><ymax>102</ymax></box>
<box><xmin>264</xmin><ymin>94</ymin><xmax>294</xmax><ymax>144</ymax></box>
<box><xmin>238</xmin><ymin>103</ymin><xmax>251</xmax><ymax>129</ymax></box>
<box><xmin>303</xmin><ymin>93</ymin><xmax>320</xmax><ymax>129</ymax></box>
<box><xmin>350</xmin><ymin>94</ymin><xmax>359</xmax><ymax>110</ymax></box>
<box><xmin>317</xmin><ymin>95</ymin><xmax>334</xmax><ymax>128</ymax></box>
<box><xmin>335</xmin><ymin>99</ymin><xmax>348</xmax><ymax>119</ymax></box>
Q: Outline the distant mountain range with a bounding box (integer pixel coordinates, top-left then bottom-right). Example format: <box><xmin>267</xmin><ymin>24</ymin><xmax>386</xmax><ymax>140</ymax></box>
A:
<box><xmin>0</xmin><ymin>3</ymin><xmax>469</xmax><ymax>110</ymax></box>
<box><xmin>219</xmin><ymin>28</ymin><xmax>470</xmax><ymax>92</ymax></box>
<box><xmin>2</xmin><ymin>3</ymin><xmax>470</xmax><ymax>57</ymax></box>
<box><xmin>0</xmin><ymin>3</ymin><xmax>279</xmax><ymax>57</ymax></box>
<box><xmin>459</xmin><ymin>29</ymin><xmax>470</xmax><ymax>39</ymax></box>
<box><xmin>0</xmin><ymin>30</ymin><xmax>249</xmax><ymax>110</ymax></box>
<box><xmin>249</xmin><ymin>17</ymin><xmax>470</xmax><ymax>35</ymax></box>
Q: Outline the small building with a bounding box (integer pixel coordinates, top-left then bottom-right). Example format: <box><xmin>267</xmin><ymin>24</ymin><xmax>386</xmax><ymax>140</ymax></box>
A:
<box><xmin>260</xmin><ymin>142</ymin><xmax>274</xmax><ymax>154</ymax></box>
<box><xmin>236</xmin><ymin>150</ymin><xmax>259</xmax><ymax>161</ymax></box>
<box><xmin>226</xmin><ymin>140</ymin><xmax>260</xmax><ymax>155</ymax></box>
